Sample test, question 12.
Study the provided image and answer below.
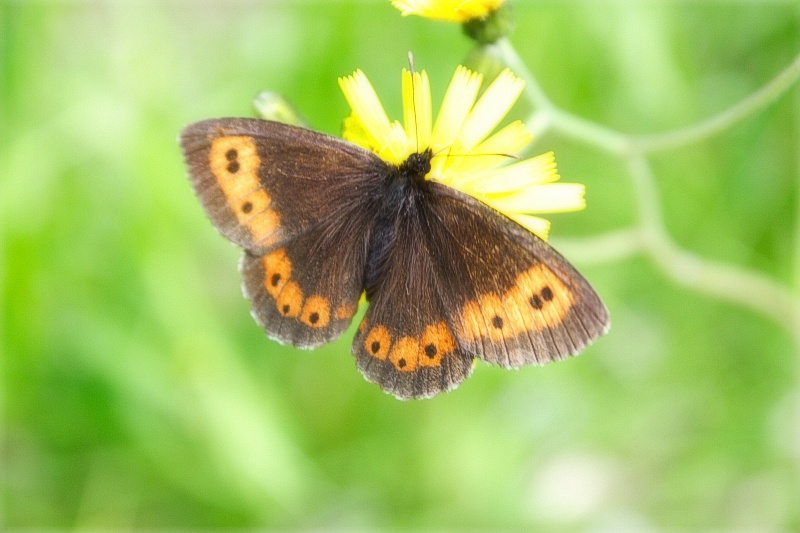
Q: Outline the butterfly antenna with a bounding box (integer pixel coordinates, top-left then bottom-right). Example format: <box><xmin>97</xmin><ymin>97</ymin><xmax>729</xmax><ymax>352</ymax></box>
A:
<box><xmin>408</xmin><ymin>51</ymin><xmax>420</xmax><ymax>154</ymax></box>
<box><xmin>434</xmin><ymin>146</ymin><xmax>521</xmax><ymax>161</ymax></box>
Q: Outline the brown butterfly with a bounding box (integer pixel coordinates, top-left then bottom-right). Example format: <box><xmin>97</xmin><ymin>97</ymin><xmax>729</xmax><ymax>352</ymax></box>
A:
<box><xmin>180</xmin><ymin>118</ymin><xmax>609</xmax><ymax>399</ymax></box>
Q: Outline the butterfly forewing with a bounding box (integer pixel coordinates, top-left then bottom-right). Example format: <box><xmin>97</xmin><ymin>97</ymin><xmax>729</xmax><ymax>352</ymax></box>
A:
<box><xmin>181</xmin><ymin>118</ymin><xmax>386</xmax><ymax>347</ymax></box>
<box><xmin>420</xmin><ymin>183</ymin><xmax>610</xmax><ymax>368</ymax></box>
<box><xmin>181</xmin><ymin>118</ymin><xmax>385</xmax><ymax>254</ymax></box>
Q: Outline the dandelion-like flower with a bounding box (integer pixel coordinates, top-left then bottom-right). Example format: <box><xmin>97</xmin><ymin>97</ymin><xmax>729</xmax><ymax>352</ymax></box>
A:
<box><xmin>391</xmin><ymin>0</ymin><xmax>505</xmax><ymax>23</ymax></box>
<box><xmin>338</xmin><ymin>65</ymin><xmax>585</xmax><ymax>240</ymax></box>
<box><xmin>392</xmin><ymin>0</ymin><xmax>513</xmax><ymax>43</ymax></box>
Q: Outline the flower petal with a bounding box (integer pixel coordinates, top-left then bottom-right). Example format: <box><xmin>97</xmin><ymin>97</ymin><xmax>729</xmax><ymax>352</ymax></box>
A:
<box><xmin>487</xmin><ymin>183</ymin><xmax>586</xmax><ymax>213</ymax></box>
<box><xmin>403</xmin><ymin>69</ymin><xmax>432</xmax><ymax>152</ymax></box>
<box><xmin>338</xmin><ymin>71</ymin><xmax>391</xmax><ymax>144</ymax></box>
<box><xmin>458</xmin><ymin>68</ymin><xmax>524</xmax><ymax>149</ymax></box>
<box><xmin>472</xmin><ymin>120</ymin><xmax>533</xmax><ymax>157</ymax></box>
<box><xmin>339</xmin><ymin>70</ymin><xmax>409</xmax><ymax>163</ymax></box>
<box><xmin>391</xmin><ymin>0</ymin><xmax>505</xmax><ymax>23</ymax></box>
<box><xmin>504</xmin><ymin>212</ymin><xmax>551</xmax><ymax>240</ymax></box>
<box><xmin>342</xmin><ymin>113</ymin><xmax>379</xmax><ymax>153</ymax></box>
<box><xmin>477</xmin><ymin>152</ymin><xmax>559</xmax><ymax>194</ymax></box>
<box><xmin>441</xmin><ymin>120</ymin><xmax>535</xmax><ymax>179</ymax></box>
<box><xmin>431</xmin><ymin>66</ymin><xmax>483</xmax><ymax>150</ymax></box>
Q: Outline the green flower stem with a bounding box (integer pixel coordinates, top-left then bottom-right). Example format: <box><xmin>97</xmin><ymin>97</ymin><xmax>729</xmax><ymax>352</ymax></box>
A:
<box><xmin>555</xmin><ymin>227</ymin><xmax>800</xmax><ymax>348</ymax></box>
<box><xmin>794</xmin><ymin>84</ymin><xmax>800</xmax><ymax>364</ymax></box>
<box><xmin>549</xmin><ymin>108</ymin><xmax>631</xmax><ymax>155</ymax></box>
<box><xmin>495</xmin><ymin>37</ymin><xmax>800</xmax><ymax>348</ymax></box>
<box><xmin>494</xmin><ymin>39</ymin><xmax>554</xmax><ymax>112</ymax></box>
<box><xmin>497</xmin><ymin>38</ymin><xmax>630</xmax><ymax>155</ymax></box>
<box><xmin>633</xmin><ymin>53</ymin><xmax>800</xmax><ymax>153</ymax></box>
<box><xmin>550</xmin><ymin>228</ymin><xmax>643</xmax><ymax>265</ymax></box>
<box><xmin>525</xmin><ymin>110</ymin><xmax>552</xmax><ymax>139</ymax></box>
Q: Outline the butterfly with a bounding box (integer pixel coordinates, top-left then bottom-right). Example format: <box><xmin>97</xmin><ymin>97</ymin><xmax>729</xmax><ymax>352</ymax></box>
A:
<box><xmin>180</xmin><ymin>118</ymin><xmax>610</xmax><ymax>399</ymax></box>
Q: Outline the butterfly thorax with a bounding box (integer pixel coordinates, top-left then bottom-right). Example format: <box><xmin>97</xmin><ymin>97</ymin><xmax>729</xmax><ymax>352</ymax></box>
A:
<box><xmin>363</xmin><ymin>149</ymin><xmax>434</xmax><ymax>300</ymax></box>
<box><xmin>378</xmin><ymin>148</ymin><xmax>435</xmax><ymax>225</ymax></box>
<box><xmin>396</xmin><ymin>148</ymin><xmax>433</xmax><ymax>186</ymax></box>
<box><xmin>373</xmin><ymin>148</ymin><xmax>434</xmax><ymax>224</ymax></box>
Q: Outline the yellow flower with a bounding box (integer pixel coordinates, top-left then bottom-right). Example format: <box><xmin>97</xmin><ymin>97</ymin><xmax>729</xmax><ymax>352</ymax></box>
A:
<box><xmin>392</xmin><ymin>0</ymin><xmax>506</xmax><ymax>23</ymax></box>
<box><xmin>338</xmin><ymin>66</ymin><xmax>585</xmax><ymax>240</ymax></box>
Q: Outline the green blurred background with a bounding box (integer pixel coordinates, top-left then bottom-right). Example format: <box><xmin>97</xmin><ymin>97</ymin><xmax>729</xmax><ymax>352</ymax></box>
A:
<box><xmin>3</xmin><ymin>1</ymin><xmax>800</xmax><ymax>530</ymax></box>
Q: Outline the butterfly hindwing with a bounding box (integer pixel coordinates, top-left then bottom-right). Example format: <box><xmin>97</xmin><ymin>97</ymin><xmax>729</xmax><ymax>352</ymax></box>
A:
<box><xmin>181</xmin><ymin>118</ymin><xmax>386</xmax><ymax>347</ymax></box>
<box><xmin>240</xmin><ymin>234</ymin><xmax>365</xmax><ymax>348</ymax></box>
<box><xmin>353</xmin><ymin>203</ymin><xmax>475</xmax><ymax>400</ymax></box>
<box><xmin>420</xmin><ymin>183</ymin><xmax>610</xmax><ymax>368</ymax></box>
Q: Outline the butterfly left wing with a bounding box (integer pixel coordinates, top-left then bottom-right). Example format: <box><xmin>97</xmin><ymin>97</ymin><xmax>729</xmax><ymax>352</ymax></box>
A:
<box><xmin>181</xmin><ymin>118</ymin><xmax>386</xmax><ymax>347</ymax></box>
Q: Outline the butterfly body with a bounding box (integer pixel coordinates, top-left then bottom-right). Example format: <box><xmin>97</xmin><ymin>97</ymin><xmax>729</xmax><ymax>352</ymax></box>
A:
<box><xmin>181</xmin><ymin>118</ymin><xmax>609</xmax><ymax>399</ymax></box>
<box><xmin>363</xmin><ymin>149</ymin><xmax>437</xmax><ymax>298</ymax></box>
